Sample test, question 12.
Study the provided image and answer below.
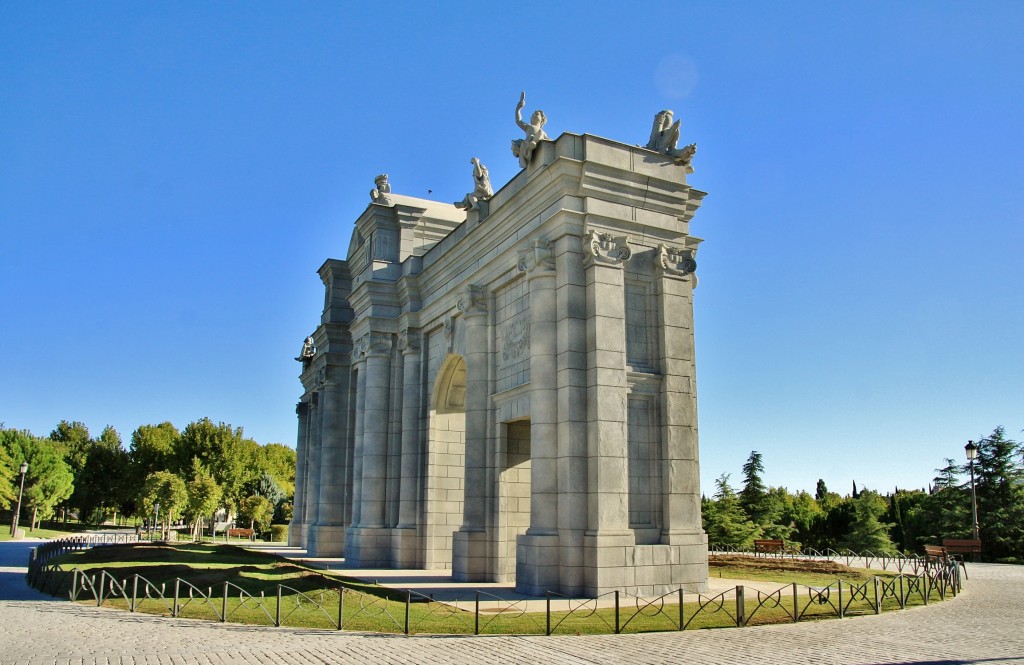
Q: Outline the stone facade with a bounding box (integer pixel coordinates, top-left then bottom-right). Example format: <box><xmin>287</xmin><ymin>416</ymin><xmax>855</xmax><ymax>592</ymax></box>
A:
<box><xmin>291</xmin><ymin>128</ymin><xmax>709</xmax><ymax>597</ymax></box>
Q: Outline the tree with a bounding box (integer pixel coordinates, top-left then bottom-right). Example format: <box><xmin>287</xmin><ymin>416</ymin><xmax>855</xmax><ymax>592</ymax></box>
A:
<box><xmin>0</xmin><ymin>429</ymin><xmax>20</xmax><ymax>508</ymax></box>
<box><xmin>237</xmin><ymin>495</ymin><xmax>274</xmax><ymax>533</ymax></box>
<box><xmin>70</xmin><ymin>425</ymin><xmax>129</xmax><ymax>523</ymax></box>
<box><xmin>185</xmin><ymin>459</ymin><xmax>222</xmax><ymax>541</ymax></box>
<box><xmin>49</xmin><ymin>420</ymin><xmax>91</xmax><ymax>474</ymax></box>
<box><xmin>703</xmin><ymin>474</ymin><xmax>760</xmax><ymax>550</ymax></box>
<box><xmin>843</xmin><ymin>489</ymin><xmax>897</xmax><ymax>554</ymax></box>
<box><xmin>175</xmin><ymin>419</ymin><xmax>259</xmax><ymax>511</ymax></box>
<box><xmin>19</xmin><ymin>437</ymin><xmax>74</xmax><ymax>530</ymax></box>
<box><xmin>973</xmin><ymin>427</ymin><xmax>1024</xmax><ymax>562</ymax></box>
<box><xmin>128</xmin><ymin>423</ymin><xmax>179</xmax><ymax>517</ymax></box>
<box><xmin>257</xmin><ymin>443</ymin><xmax>296</xmax><ymax>497</ymax></box>
<box><xmin>140</xmin><ymin>471</ymin><xmax>187</xmax><ymax>539</ymax></box>
<box><xmin>739</xmin><ymin>451</ymin><xmax>768</xmax><ymax>521</ymax></box>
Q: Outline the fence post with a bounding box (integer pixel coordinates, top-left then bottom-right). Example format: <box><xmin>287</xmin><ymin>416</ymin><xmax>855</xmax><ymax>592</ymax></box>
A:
<box><xmin>173</xmin><ymin>579</ymin><xmax>180</xmax><ymax>617</ymax></box>
<box><xmin>275</xmin><ymin>585</ymin><xmax>282</xmax><ymax>627</ymax></box>
<box><xmin>614</xmin><ymin>590</ymin><xmax>620</xmax><ymax>634</ymax></box>
<box><xmin>71</xmin><ymin>569</ymin><xmax>79</xmax><ymax>601</ymax></box>
<box><xmin>404</xmin><ymin>590</ymin><xmax>411</xmax><ymax>635</ymax></box>
<box><xmin>873</xmin><ymin>577</ymin><xmax>880</xmax><ymax>614</ymax></box>
<box><xmin>898</xmin><ymin>575</ymin><xmax>905</xmax><ymax>609</ymax></box>
<box><xmin>546</xmin><ymin>592</ymin><xmax>551</xmax><ymax>636</ymax></box>
<box><xmin>678</xmin><ymin>588</ymin><xmax>684</xmax><ymax>631</ymax></box>
<box><xmin>132</xmin><ymin>575</ymin><xmax>139</xmax><ymax>612</ymax></box>
<box><xmin>792</xmin><ymin>583</ymin><xmax>798</xmax><ymax>623</ymax></box>
<box><xmin>474</xmin><ymin>590</ymin><xmax>480</xmax><ymax>635</ymax></box>
<box><xmin>923</xmin><ymin>574</ymin><xmax>930</xmax><ymax>605</ymax></box>
<box><xmin>338</xmin><ymin>587</ymin><xmax>344</xmax><ymax>631</ymax></box>
<box><xmin>736</xmin><ymin>586</ymin><xmax>745</xmax><ymax>627</ymax></box>
<box><xmin>837</xmin><ymin>580</ymin><xmax>843</xmax><ymax>618</ymax></box>
<box><xmin>221</xmin><ymin>581</ymin><xmax>228</xmax><ymax>622</ymax></box>
<box><xmin>95</xmin><ymin>574</ymin><xmax>102</xmax><ymax>607</ymax></box>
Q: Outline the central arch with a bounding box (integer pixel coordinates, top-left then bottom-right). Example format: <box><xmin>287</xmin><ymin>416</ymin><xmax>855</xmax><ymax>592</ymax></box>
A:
<box><xmin>423</xmin><ymin>354</ymin><xmax>466</xmax><ymax>569</ymax></box>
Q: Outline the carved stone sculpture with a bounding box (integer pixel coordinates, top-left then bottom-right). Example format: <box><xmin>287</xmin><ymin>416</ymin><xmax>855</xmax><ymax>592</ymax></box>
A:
<box><xmin>511</xmin><ymin>91</ymin><xmax>548</xmax><ymax>168</ymax></box>
<box><xmin>454</xmin><ymin>158</ymin><xmax>494</xmax><ymax>210</ymax></box>
<box><xmin>295</xmin><ymin>336</ymin><xmax>316</xmax><ymax>363</ymax></box>
<box><xmin>645</xmin><ymin>110</ymin><xmax>697</xmax><ymax>173</ymax></box>
<box><xmin>370</xmin><ymin>174</ymin><xmax>393</xmax><ymax>205</ymax></box>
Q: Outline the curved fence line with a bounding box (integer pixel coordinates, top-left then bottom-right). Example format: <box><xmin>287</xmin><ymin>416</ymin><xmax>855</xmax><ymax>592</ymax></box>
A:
<box><xmin>26</xmin><ymin>538</ymin><xmax>964</xmax><ymax>636</ymax></box>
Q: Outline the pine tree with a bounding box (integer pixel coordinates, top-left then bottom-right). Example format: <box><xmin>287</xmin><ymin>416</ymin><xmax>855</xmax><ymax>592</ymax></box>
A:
<box><xmin>704</xmin><ymin>474</ymin><xmax>761</xmax><ymax>550</ymax></box>
<box><xmin>973</xmin><ymin>427</ymin><xmax>1024</xmax><ymax>562</ymax></box>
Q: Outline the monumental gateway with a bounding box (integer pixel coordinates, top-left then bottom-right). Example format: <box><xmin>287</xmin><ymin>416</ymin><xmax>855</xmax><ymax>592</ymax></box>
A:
<box><xmin>290</xmin><ymin>96</ymin><xmax>709</xmax><ymax>596</ymax></box>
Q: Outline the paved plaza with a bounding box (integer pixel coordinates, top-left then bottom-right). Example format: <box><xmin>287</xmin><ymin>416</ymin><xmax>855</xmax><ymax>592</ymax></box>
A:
<box><xmin>2</xmin><ymin>539</ymin><xmax>1023</xmax><ymax>664</ymax></box>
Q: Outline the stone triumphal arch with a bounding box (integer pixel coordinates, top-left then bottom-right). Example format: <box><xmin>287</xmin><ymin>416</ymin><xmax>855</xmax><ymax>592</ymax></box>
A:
<box><xmin>290</xmin><ymin>101</ymin><xmax>709</xmax><ymax>596</ymax></box>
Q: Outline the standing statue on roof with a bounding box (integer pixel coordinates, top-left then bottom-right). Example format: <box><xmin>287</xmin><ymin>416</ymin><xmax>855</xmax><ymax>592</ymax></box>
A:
<box><xmin>645</xmin><ymin>110</ymin><xmax>697</xmax><ymax>173</ymax></box>
<box><xmin>511</xmin><ymin>91</ymin><xmax>548</xmax><ymax>169</ymax></box>
<box><xmin>454</xmin><ymin>157</ymin><xmax>494</xmax><ymax>210</ymax></box>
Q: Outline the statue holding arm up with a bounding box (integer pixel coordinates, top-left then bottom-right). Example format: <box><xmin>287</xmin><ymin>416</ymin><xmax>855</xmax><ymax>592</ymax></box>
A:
<box><xmin>454</xmin><ymin>157</ymin><xmax>494</xmax><ymax>210</ymax></box>
<box><xmin>511</xmin><ymin>91</ymin><xmax>548</xmax><ymax>169</ymax></box>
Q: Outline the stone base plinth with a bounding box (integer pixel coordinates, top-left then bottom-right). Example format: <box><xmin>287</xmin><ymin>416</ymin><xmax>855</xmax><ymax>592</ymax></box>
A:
<box><xmin>452</xmin><ymin>528</ymin><xmax>490</xmax><ymax>582</ymax></box>
<box><xmin>344</xmin><ymin>526</ymin><xmax>393</xmax><ymax>567</ymax></box>
<box><xmin>515</xmin><ymin>532</ymin><xmax>561</xmax><ymax>595</ymax></box>
<box><xmin>390</xmin><ymin>527</ymin><xmax>421</xmax><ymax>569</ymax></box>
<box><xmin>287</xmin><ymin>521</ymin><xmax>306</xmax><ymax>548</ymax></box>
<box><xmin>582</xmin><ymin>530</ymin><xmax>708</xmax><ymax>596</ymax></box>
<box><xmin>307</xmin><ymin>523</ymin><xmax>346</xmax><ymax>557</ymax></box>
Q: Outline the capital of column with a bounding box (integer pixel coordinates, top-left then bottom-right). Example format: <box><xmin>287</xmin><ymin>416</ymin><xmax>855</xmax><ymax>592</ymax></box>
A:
<box><xmin>457</xmin><ymin>284</ymin><xmax>488</xmax><ymax>316</ymax></box>
<box><xmin>397</xmin><ymin>328</ymin><xmax>421</xmax><ymax>354</ymax></box>
<box><xmin>582</xmin><ymin>229</ymin><xmax>632</xmax><ymax>268</ymax></box>
<box><xmin>366</xmin><ymin>331</ymin><xmax>393</xmax><ymax>358</ymax></box>
<box><xmin>296</xmin><ymin>401</ymin><xmax>309</xmax><ymax>416</ymax></box>
<box><xmin>655</xmin><ymin>243</ymin><xmax>697</xmax><ymax>280</ymax></box>
<box><xmin>518</xmin><ymin>238</ymin><xmax>556</xmax><ymax>279</ymax></box>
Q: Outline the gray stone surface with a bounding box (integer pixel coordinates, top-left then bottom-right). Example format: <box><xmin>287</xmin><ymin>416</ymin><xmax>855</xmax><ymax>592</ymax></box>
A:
<box><xmin>2</xmin><ymin>541</ymin><xmax>1023</xmax><ymax>664</ymax></box>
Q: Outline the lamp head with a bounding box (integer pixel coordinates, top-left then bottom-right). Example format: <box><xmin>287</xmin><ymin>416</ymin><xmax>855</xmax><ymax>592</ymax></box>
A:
<box><xmin>965</xmin><ymin>440</ymin><xmax>979</xmax><ymax>461</ymax></box>
<box><xmin>19</xmin><ymin>461</ymin><xmax>28</xmax><ymax>474</ymax></box>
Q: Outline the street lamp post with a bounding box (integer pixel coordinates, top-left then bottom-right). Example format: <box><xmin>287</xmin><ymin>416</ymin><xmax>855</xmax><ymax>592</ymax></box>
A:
<box><xmin>154</xmin><ymin>502</ymin><xmax>161</xmax><ymax>541</ymax></box>
<box><xmin>965</xmin><ymin>440</ymin><xmax>980</xmax><ymax>543</ymax></box>
<box><xmin>9</xmin><ymin>461</ymin><xmax>28</xmax><ymax>538</ymax></box>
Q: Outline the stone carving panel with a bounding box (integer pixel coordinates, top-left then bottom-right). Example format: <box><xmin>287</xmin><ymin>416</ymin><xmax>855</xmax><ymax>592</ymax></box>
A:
<box><xmin>583</xmin><ymin>230</ymin><xmax>632</xmax><ymax>267</ymax></box>
<box><xmin>656</xmin><ymin>243</ymin><xmax>697</xmax><ymax>279</ymax></box>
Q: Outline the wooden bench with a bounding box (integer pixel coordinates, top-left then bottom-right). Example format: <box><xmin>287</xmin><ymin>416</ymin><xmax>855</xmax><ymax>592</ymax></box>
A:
<box><xmin>226</xmin><ymin>528</ymin><xmax>255</xmax><ymax>541</ymax></box>
<box><xmin>923</xmin><ymin>544</ymin><xmax>948</xmax><ymax>564</ymax></box>
<box><xmin>753</xmin><ymin>539</ymin><xmax>785</xmax><ymax>556</ymax></box>
<box><xmin>942</xmin><ymin>538</ymin><xmax>981</xmax><ymax>557</ymax></box>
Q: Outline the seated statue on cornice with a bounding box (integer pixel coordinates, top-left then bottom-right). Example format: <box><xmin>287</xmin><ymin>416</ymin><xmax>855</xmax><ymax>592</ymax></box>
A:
<box><xmin>511</xmin><ymin>91</ymin><xmax>548</xmax><ymax>169</ymax></box>
<box><xmin>454</xmin><ymin>157</ymin><xmax>494</xmax><ymax>210</ymax></box>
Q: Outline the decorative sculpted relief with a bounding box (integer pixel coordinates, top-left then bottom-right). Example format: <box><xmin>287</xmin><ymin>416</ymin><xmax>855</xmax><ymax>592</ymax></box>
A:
<box><xmin>397</xmin><ymin>328</ymin><xmax>421</xmax><ymax>354</ymax></box>
<box><xmin>502</xmin><ymin>312</ymin><xmax>530</xmax><ymax>363</ymax></box>
<box><xmin>367</xmin><ymin>331</ymin><xmax>392</xmax><ymax>357</ymax></box>
<box><xmin>518</xmin><ymin>238</ymin><xmax>555</xmax><ymax>275</ymax></box>
<box><xmin>582</xmin><ymin>229</ymin><xmax>632</xmax><ymax>267</ymax></box>
<box><xmin>656</xmin><ymin>243</ymin><xmax>698</xmax><ymax>279</ymax></box>
<box><xmin>457</xmin><ymin>284</ymin><xmax>488</xmax><ymax>316</ymax></box>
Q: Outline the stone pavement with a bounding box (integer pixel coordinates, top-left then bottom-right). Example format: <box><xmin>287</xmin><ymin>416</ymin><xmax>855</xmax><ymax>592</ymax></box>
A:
<box><xmin>2</xmin><ymin>539</ymin><xmax>1023</xmax><ymax>665</ymax></box>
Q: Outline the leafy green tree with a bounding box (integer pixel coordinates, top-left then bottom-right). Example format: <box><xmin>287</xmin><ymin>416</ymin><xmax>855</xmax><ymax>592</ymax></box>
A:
<box><xmin>185</xmin><ymin>459</ymin><xmax>222</xmax><ymax>541</ymax></box>
<box><xmin>778</xmin><ymin>489</ymin><xmax>821</xmax><ymax>546</ymax></box>
<box><xmin>19</xmin><ymin>436</ymin><xmax>74</xmax><ymax>530</ymax></box>
<box><xmin>141</xmin><ymin>471</ymin><xmax>187</xmax><ymax>540</ymax></box>
<box><xmin>175</xmin><ymin>419</ymin><xmax>259</xmax><ymax>511</ymax></box>
<box><xmin>0</xmin><ymin>429</ymin><xmax>20</xmax><ymax>507</ymax></box>
<box><xmin>843</xmin><ymin>489</ymin><xmax>897</xmax><ymax>554</ymax></box>
<box><xmin>257</xmin><ymin>443</ymin><xmax>296</xmax><ymax>497</ymax></box>
<box><xmin>237</xmin><ymin>495</ymin><xmax>274</xmax><ymax>533</ymax></box>
<box><xmin>49</xmin><ymin>420</ymin><xmax>92</xmax><ymax>471</ymax></box>
<box><xmin>71</xmin><ymin>425</ymin><xmax>130</xmax><ymax>523</ymax></box>
<box><xmin>703</xmin><ymin>474</ymin><xmax>760</xmax><ymax>550</ymax></box>
<box><xmin>128</xmin><ymin>422</ymin><xmax>179</xmax><ymax>517</ymax></box>
<box><xmin>973</xmin><ymin>427</ymin><xmax>1024</xmax><ymax>562</ymax></box>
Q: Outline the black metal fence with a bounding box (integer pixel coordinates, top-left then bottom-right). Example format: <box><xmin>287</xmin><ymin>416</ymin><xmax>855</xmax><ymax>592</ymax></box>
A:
<box><xmin>25</xmin><ymin>538</ymin><xmax>964</xmax><ymax>636</ymax></box>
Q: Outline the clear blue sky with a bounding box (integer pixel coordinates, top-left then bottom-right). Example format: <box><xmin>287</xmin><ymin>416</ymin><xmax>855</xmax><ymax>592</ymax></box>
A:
<box><xmin>2</xmin><ymin>2</ymin><xmax>1021</xmax><ymax>496</ymax></box>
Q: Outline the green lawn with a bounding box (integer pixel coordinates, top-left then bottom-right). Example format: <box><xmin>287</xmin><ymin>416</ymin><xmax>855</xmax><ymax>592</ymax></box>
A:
<box><xmin>35</xmin><ymin>543</ymin><xmax>950</xmax><ymax>635</ymax></box>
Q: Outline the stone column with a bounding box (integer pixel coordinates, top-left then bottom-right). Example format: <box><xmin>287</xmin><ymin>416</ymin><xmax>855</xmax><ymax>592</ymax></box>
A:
<box><xmin>453</xmin><ymin>285</ymin><xmax>491</xmax><ymax>581</ymax></box>
<box><xmin>288</xmin><ymin>400</ymin><xmax>309</xmax><ymax>547</ymax></box>
<box><xmin>515</xmin><ymin>239</ymin><xmax>561</xmax><ymax>594</ymax></box>
<box><xmin>349</xmin><ymin>343</ymin><xmax>367</xmax><ymax>529</ymax></box>
<box><xmin>309</xmin><ymin>373</ymin><xmax>350</xmax><ymax>556</ymax></box>
<box><xmin>655</xmin><ymin>245</ymin><xmax>706</xmax><ymax>550</ymax></box>
<box><xmin>347</xmin><ymin>332</ymin><xmax>393</xmax><ymax>566</ymax></box>
<box><xmin>581</xmin><ymin>229</ymin><xmax>633</xmax><ymax>595</ymax></box>
<box><xmin>302</xmin><ymin>392</ymin><xmax>322</xmax><ymax>550</ymax></box>
<box><xmin>393</xmin><ymin>328</ymin><xmax>422</xmax><ymax>567</ymax></box>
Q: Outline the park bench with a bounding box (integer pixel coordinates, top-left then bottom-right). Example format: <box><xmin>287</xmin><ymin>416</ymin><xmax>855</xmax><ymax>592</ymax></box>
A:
<box><xmin>753</xmin><ymin>539</ymin><xmax>785</xmax><ymax>556</ymax></box>
<box><xmin>942</xmin><ymin>538</ymin><xmax>981</xmax><ymax>558</ymax></box>
<box><xmin>226</xmin><ymin>528</ymin><xmax>255</xmax><ymax>541</ymax></box>
<box><xmin>923</xmin><ymin>544</ymin><xmax>948</xmax><ymax>566</ymax></box>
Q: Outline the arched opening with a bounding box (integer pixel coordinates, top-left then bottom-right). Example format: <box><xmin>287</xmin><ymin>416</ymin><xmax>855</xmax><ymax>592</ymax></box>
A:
<box><xmin>423</xmin><ymin>354</ymin><xmax>466</xmax><ymax>569</ymax></box>
<box><xmin>498</xmin><ymin>419</ymin><xmax>531</xmax><ymax>581</ymax></box>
